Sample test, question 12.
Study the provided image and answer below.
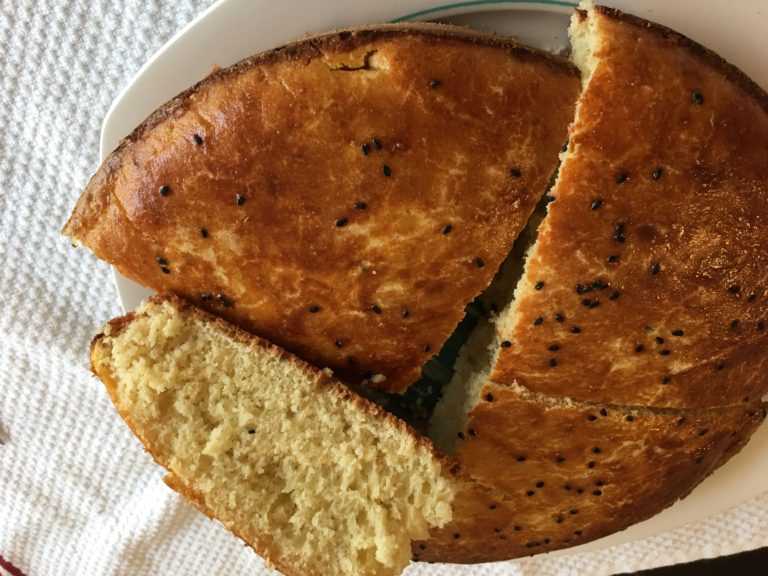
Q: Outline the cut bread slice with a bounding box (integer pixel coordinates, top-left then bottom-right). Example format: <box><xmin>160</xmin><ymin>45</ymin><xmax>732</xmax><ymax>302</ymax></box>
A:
<box><xmin>491</xmin><ymin>2</ymin><xmax>768</xmax><ymax>408</ymax></box>
<box><xmin>90</xmin><ymin>295</ymin><xmax>457</xmax><ymax>576</ymax></box>
<box><xmin>426</xmin><ymin>318</ymin><xmax>766</xmax><ymax>561</ymax></box>
<box><xmin>65</xmin><ymin>22</ymin><xmax>580</xmax><ymax>393</ymax></box>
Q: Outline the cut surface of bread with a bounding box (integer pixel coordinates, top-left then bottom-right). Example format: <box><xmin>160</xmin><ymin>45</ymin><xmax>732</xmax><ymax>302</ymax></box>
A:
<box><xmin>491</xmin><ymin>2</ymin><xmax>768</xmax><ymax>407</ymax></box>
<box><xmin>90</xmin><ymin>295</ymin><xmax>456</xmax><ymax>576</ymax></box>
<box><xmin>66</xmin><ymin>22</ymin><xmax>580</xmax><ymax>393</ymax></box>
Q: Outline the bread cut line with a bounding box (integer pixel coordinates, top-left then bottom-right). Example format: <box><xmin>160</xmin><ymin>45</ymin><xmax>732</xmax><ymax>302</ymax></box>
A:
<box><xmin>69</xmin><ymin>1</ymin><xmax>768</xmax><ymax>572</ymax></box>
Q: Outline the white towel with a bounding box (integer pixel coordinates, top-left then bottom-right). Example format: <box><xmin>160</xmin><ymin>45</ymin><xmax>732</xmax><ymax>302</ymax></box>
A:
<box><xmin>0</xmin><ymin>1</ymin><xmax>765</xmax><ymax>575</ymax></box>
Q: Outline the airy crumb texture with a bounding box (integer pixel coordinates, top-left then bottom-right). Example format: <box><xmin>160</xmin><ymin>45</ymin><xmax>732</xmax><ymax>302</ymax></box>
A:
<box><xmin>91</xmin><ymin>296</ymin><xmax>455</xmax><ymax>576</ymax></box>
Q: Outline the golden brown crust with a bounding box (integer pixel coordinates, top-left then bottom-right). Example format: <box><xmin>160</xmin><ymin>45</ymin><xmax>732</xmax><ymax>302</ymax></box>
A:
<box><xmin>417</xmin><ymin>383</ymin><xmax>766</xmax><ymax>563</ymax></box>
<box><xmin>493</xmin><ymin>5</ymin><xmax>768</xmax><ymax>407</ymax></box>
<box><xmin>69</xmin><ymin>23</ymin><xmax>580</xmax><ymax>393</ymax></box>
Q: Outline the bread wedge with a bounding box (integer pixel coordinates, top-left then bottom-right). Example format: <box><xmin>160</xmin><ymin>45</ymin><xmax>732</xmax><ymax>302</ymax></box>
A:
<box><xmin>66</xmin><ymin>23</ymin><xmax>580</xmax><ymax>393</ymax></box>
<box><xmin>492</xmin><ymin>2</ymin><xmax>768</xmax><ymax>408</ymax></box>
<box><xmin>90</xmin><ymin>295</ymin><xmax>457</xmax><ymax>576</ymax></box>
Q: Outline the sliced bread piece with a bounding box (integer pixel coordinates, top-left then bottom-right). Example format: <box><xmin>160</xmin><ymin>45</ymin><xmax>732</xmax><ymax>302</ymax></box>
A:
<box><xmin>90</xmin><ymin>295</ymin><xmax>456</xmax><ymax>576</ymax></box>
<box><xmin>491</xmin><ymin>2</ymin><xmax>768</xmax><ymax>407</ymax></box>
<box><xmin>426</xmin><ymin>318</ymin><xmax>766</xmax><ymax>561</ymax></box>
<box><xmin>65</xmin><ymin>23</ymin><xmax>581</xmax><ymax>393</ymax></box>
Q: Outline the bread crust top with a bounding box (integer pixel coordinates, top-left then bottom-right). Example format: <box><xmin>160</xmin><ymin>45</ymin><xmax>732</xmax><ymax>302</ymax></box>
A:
<box><xmin>493</xmin><ymin>5</ymin><xmax>768</xmax><ymax>408</ymax></box>
<box><xmin>66</xmin><ymin>23</ymin><xmax>580</xmax><ymax>392</ymax></box>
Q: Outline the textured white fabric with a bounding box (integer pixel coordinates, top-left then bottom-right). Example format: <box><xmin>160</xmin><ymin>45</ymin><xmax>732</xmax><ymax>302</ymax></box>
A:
<box><xmin>0</xmin><ymin>1</ymin><xmax>766</xmax><ymax>575</ymax></box>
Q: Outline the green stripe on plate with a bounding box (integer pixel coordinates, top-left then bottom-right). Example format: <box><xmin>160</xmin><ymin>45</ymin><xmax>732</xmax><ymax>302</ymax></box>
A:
<box><xmin>393</xmin><ymin>0</ymin><xmax>578</xmax><ymax>22</ymax></box>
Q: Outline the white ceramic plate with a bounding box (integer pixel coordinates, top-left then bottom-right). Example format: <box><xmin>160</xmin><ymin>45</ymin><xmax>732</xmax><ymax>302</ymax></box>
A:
<box><xmin>105</xmin><ymin>0</ymin><xmax>768</xmax><ymax>563</ymax></box>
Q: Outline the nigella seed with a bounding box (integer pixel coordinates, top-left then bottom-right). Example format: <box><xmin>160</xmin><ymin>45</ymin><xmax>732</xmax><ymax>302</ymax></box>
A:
<box><xmin>556</xmin><ymin>454</ymin><xmax>566</xmax><ymax>463</ymax></box>
<box><xmin>747</xmin><ymin>293</ymin><xmax>757</xmax><ymax>303</ymax></box>
<box><xmin>441</xmin><ymin>224</ymin><xmax>453</xmax><ymax>235</ymax></box>
<box><xmin>354</xmin><ymin>201</ymin><xmax>367</xmax><ymax>210</ymax></box>
<box><xmin>554</xmin><ymin>313</ymin><xmax>565</xmax><ymax>322</ymax></box>
<box><xmin>534</xmin><ymin>316</ymin><xmax>544</xmax><ymax>326</ymax></box>
<box><xmin>614</xmin><ymin>233</ymin><xmax>626</xmax><ymax>244</ymax></box>
<box><xmin>758</xmin><ymin>320</ymin><xmax>766</xmax><ymax>331</ymax></box>
<box><xmin>193</xmin><ymin>133</ymin><xmax>204</xmax><ymax>145</ymax></box>
<box><xmin>372</xmin><ymin>138</ymin><xmax>382</xmax><ymax>150</ymax></box>
<box><xmin>716</xmin><ymin>362</ymin><xmax>725</xmax><ymax>371</ymax></box>
<box><xmin>730</xmin><ymin>319</ymin><xmax>741</xmax><ymax>330</ymax></box>
<box><xmin>158</xmin><ymin>185</ymin><xmax>171</xmax><ymax>196</ymax></box>
<box><xmin>335</xmin><ymin>217</ymin><xmax>348</xmax><ymax>227</ymax></box>
<box><xmin>423</xmin><ymin>344</ymin><xmax>431</xmax><ymax>353</ymax></box>
<box><xmin>156</xmin><ymin>256</ymin><xmax>168</xmax><ymax>266</ymax></box>
<box><xmin>370</xmin><ymin>305</ymin><xmax>382</xmax><ymax>314</ymax></box>
<box><xmin>599</xmin><ymin>408</ymin><xmax>608</xmax><ymax>417</ymax></box>
<box><xmin>401</xmin><ymin>309</ymin><xmax>410</xmax><ymax>318</ymax></box>
<box><xmin>236</xmin><ymin>194</ymin><xmax>246</xmax><ymax>205</ymax></box>
<box><xmin>489</xmin><ymin>503</ymin><xmax>497</xmax><ymax>509</ymax></box>
<box><xmin>662</xmin><ymin>376</ymin><xmax>671</xmax><ymax>384</ymax></box>
<box><xmin>581</xmin><ymin>298</ymin><xmax>600</xmax><ymax>308</ymax></box>
<box><xmin>676</xmin><ymin>416</ymin><xmax>687</xmax><ymax>426</ymax></box>
<box><xmin>692</xmin><ymin>90</ymin><xmax>704</xmax><ymax>105</ymax></box>
<box><xmin>574</xmin><ymin>530</ymin><xmax>583</xmax><ymax>536</ymax></box>
<box><xmin>248</xmin><ymin>429</ymin><xmax>255</xmax><ymax>434</ymax></box>
<box><xmin>548</xmin><ymin>344</ymin><xmax>560</xmax><ymax>351</ymax></box>
<box><xmin>428</xmin><ymin>79</ymin><xmax>441</xmax><ymax>89</ymax></box>
<box><xmin>652</xmin><ymin>167</ymin><xmax>663</xmax><ymax>180</ymax></box>
<box><xmin>501</xmin><ymin>340</ymin><xmax>512</xmax><ymax>348</ymax></box>
<box><xmin>564</xmin><ymin>484</ymin><xmax>572</xmax><ymax>491</ymax></box>
<box><xmin>660</xmin><ymin>349</ymin><xmax>671</xmax><ymax>356</ymax></box>
<box><xmin>545</xmin><ymin>194</ymin><xmax>557</xmax><ymax>203</ymax></box>
<box><xmin>361</xmin><ymin>143</ymin><xmax>370</xmax><ymax>156</ymax></box>
<box><xmin>607</xmin><ymin>254</ymin><xmax>620</xmax><ymax>264</ymax></box>
<box><xmin>535</xmin><ymin>280</ymin><xmax>545</xmax><ymax>290</ymax></box>
<box><xmin>526</xmin><ymin>490</ymin><xmax>535</xmax><ymax>496</ymax></box>
<box><xmin>592</xmin><ymin>446</ymin><xmax>601</xmax><ymax>454</ymax></box>
<box><xmin>635</xmin><ymin>344</ymin><xmax>645</xmax><ymax>352</ymax></box>
<box><xmin>509</xmin><ymin>167</ymin><xmax>522</xmax><ymax>178</ymax></box>
<box><xmin>591</xmin><ymin>280</ymin><xmax>608</xmax><ymax>290</ymax></box>
<box><xmin>218</xmin><ymin>294</ymin><xmax>233</xmax><ymax>307</ymax></box>
<box><xmin>587</xmin><ymin>414</ymin><xmax>597</xmax><ymax>421</ymax></box>
<box><xmin>650</xmin><ymin>262</ymin><xmax>661</xmax><ymax>275</ymax></box>
<box><xmin>609</xmin><ymin>291</ymin><xmax>620</xmax><ymax>300</ymax></box>
<box><xmin>453</xmin><ymin>533</ymin><xmax>460</xmax><ymax>540</ymax></box>
<box><xmin>201</xmin><ymin>293</ymin><xmax>212</xmax><ymax>302</ymax></box>
<box><xmin>576</xmin><ymin>283</ymin><xmax>590</xmax><ymax>295</ymax></box>
<box><xmin>309</xmin><ymin>305</ymin><xmax>320</xmax><ymax>313</ymax></box>
<box><xmin>615</xmin><ymin>223</ymin><xmax>625</xmax><ymax>235</ymax></box>
<box><xmin>556</xmin><ymin>516</ymin><xmax>564</xmax><ymax>524</ymax></box>
<box><xmin>616</xmin><ymin>171</ymin><xmax>629</xmax><ymax>184</ymax></box>
<box><xmin>381</xmin><ymin>164</ymin><xmax>391</xmax><ymax>177</ymax></box>
<box><xmin>576</xmin><ymin>488</ymin><xmax>584</xmax><ymax>494</ymax></box>
<box><xmin>536</xmin><ymin>481</ymin><xmax>545</xmax><ymax>488</ymax></box>
<box><xmin>570</xmin><ymin>509</ymin><xmax>578</xmax><ymax>515</ymax></box>
<box><xmin>590</xmin><ymin>198</ymin><xmax>604</xmax><ymax>210</ymax></box>
<box><xmin>587</xmin><ymin>461</ymin><xmax>595</xmax><ymax>469</ymax></box>
<box><xmin>698</xmin><ymin>428</ymin><xmax>709</xmax><ymax>436</ymax></box>
<box><xmin>727</xmin><ymin>284</ymin><xmax>741</xmax><ymax>294</ymax></box>
<box><xmin>593</xmin><ymin>490</ymin><xmax>603</xmax><ymax>496</ymax></box>
<box><xmin>199</xmin><ymin>228</ymin><xmax>208</xmax><ymax>238</ymax></box>
<box><xmin>626</xmin><ymin>414</ymin><xmax>635</xmax><ymax>422</ymax></box>
<box><xmin>457</xmin><ymin>431</ymin><xmax>465</xmax><ymax>440</ymax></box>
<box><xmin>570</xmin><ymin>326</ymin><xmax>582</xmax><ymax>334</ymax></box>
<box><xmin>595</xmin><ymin>480</ymin><xmax>605</xmax><ymax>487</ymax></box>
<box><xmin>549</xmin><ymin>357</ymin><xmax>558</xmax><ymax>367</ymax></box>
<box><xmin>656</xmin><ymin>336</ymin><xmax>665</xmax><ymax>344</ymax></box>
<box><xmin>475</xmin><ymin>257</ymin><xmax>485</xmax><ymax>268</ymax></box>
<box><xmin>671</xmin><ymin>329</ymin><xmax>684</xmax><ymax>336</ymax></box>
<box><xmin>485</xmin><ymin>393</ymin><xmax>494</xmax><ymax>402</ymax></box>
<box><xmin>468</xmin><ymin>429</ymin><xmax>477</xmax><ymax>437</ymax></box>
<box><xmin>543</xmin><ymin>538</ymin><xmax>551</xmax><ymax>545</ymax></box>
<box><xmin>160</xmin><ymin>266</ymin><xmax>171</xmax><ymax>274</ymax></box>
<box><xmin>517</xmin><ymin>455</ymin><xmax>527</xmax><ymax>462</ymax></box>
<box><xmin>334</xmin><ymin>339</ymin><xmax>343</xmax><ymax>348</ymax></box>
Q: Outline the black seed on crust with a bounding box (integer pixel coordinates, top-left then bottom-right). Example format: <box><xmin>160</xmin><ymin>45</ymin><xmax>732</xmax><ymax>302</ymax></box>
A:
<box><xmin>635</xmin><ymin>344</ymin><xmax>645</xmax><ymax>353</ymax></box>
<box><xmin>609</xmin><ymin>291</ymin><xmax>620</xmax><ymax>300</ymax></box>
<box><xmin>354</xmin><ymin>201</ymin><xmax>367</xmax><ymax>210</ymax></box>
<box><xmin>536</xmin><ymin>481</ymin><xmax>545</xmax><ymax>488</ymax></box>
<box><xmin>236</xmin><ymin>194</ymin><xmax>246</xmax><ymax>205</ymax></box>
<box><xmin>671</xmin><ymin>329</ymin><xmax>684</xmax><ymax>336</ymax></box>
<box><xmin>308</xmin><ymin>305</ymin><xmax>320</xmax><ymax>313</ymax></box>
<box><xmin>156</xmin><ymin>256</ymin><xmax>168</xmax><ymax>266</ymax></box>
<box><xmin>533</xmin><ymin>316</ymin><xmax>544</xmax><ymax>326</ymax></box>
<box><xmin>548</xmin><ymin>344</ymin><xmax>560</xmax><ymax>351</ymax></box>
<box><xmin>441</xmin><ymin>224</ymin><xmax>453</xmax><ymax>235</ymax></box>
<box><xmin>501</xmin><ymin>340</ymin><xmax>512</xmax><ymax>348</ymax></box>
<box><xmin>509</xmin><ymin>167</ymin><xmax>522</xmax><ymax>178</ymax></box>
<box><xmin>485</xmin><ymin>393</ymin><xmax>494</xmax><ymax>402</ymax></box>
<box><xmin>517</xmin><ymin>455</ymin><xmax>527</xmax><ymax>462</ymax></box>
<box><xmin>334</xmin><ymin>339</ymin><xmax>343</xmax><ymax>348</ymax></box>
<box><xmin>599</xmin><ymin>408</ymin><xmax>608</xmax><ymax>417</ymax></box>
<box><xmin>158</xmin><ymin>185</ymin><xmax>171</xmax><ymax>197</ymax></box>
<box><xmin>692</xmin><ymin>90</ymin><xmax>704</xmax><ymax>105</ymax></box>
<box><xmin>730</xmin><ymin>319</ymin><xmax>741</xmax><ymax>330</ymax></box>
<box><xmin>727</xmin><ymin>284</ymin><xmax>741</xmax><ymax>294</ymax></box>
<box><xmin>160</xmin><ymin>266</ymin><xmax>170</xmax><ymax>274</ymax></box>
<box><xmin>361</xmin><ymin>143</ymin><xmax>370</xmax><ymax>156</ymax></box>
<box><xmin>659</xmin><ymin>349</ymin><xmax>671</xmax><ymax>356</ymax></box>
<box><xmin>200</xmin><ymin>293</ymin><xmax>212</xmax><ymax>302</ymax></box>
<box><xmin>554</xmin><ymin>313</ymin><xmax>565</xmax><ymax>323</ymax></box>
<box><xmin>193</xmin><ymin>133</ymin><xmax>204</xmax><ymax>145</ymax></box>
<box><xmin>650</xmin><ymin>262</ymin><xmax>661</xmax><ymax>275</ymax></box>
<box><xmin>607</xmin><ymin>254</ymin><xmax>620</xmax><ymax>264</ymax></box>
<box><xmin>656</xmin><ymin>336</ymin><xmax>665</xmax><ymax>344</ymax></box>
<box><xmin>590</xmin><ymin>198</ymin><xmax>604</xmax><ymax>210</ymax></box>
<box><xmin>587</xmin><ymin>415</ymin><xmax>597</xmax><ymax>421</ymax></box>
<box><xmin>616</xmin><ymin>171</ymin><xmax>629</xmax><ymax>184</ymax></box>
<box><xmin>570</xmin><ymin>326</ymin><xmax>582</xmax><ymax>334</ymax></box>
<box><xmin>198</xmin><ymin>228</ymin><xmax>208</xmax><ymax>238</ymax></box>
<box><xmin>625</xmin><ymin>414</ymin><xmax>634</xmax><ymax>422</ymax></box>
<box><xmin>535</xmin><ymin>280</ymin><xmax>545</xmax><ymax>290</ymax></box>
<box><xmin>370</xmin><ymin>305</ymin><xmax>382</xmax><ymax>314</ymax></box>
<box><xmin>652</xmin><ymin>167</ymin><xmax>663</xmax><ymax>180</ymax></box>
<box><xmin>429</xmin><ymin>79</ymin><xmax>441</xmax><ymax>89</ymax></box>
<box><xmin>382</xmin><ymin>164</ymin><xmax>391</xmax><ymax>177</ymax></box>
<box><xmin>475</xmin><ymin>257</ymin><xmax>485</xmax><ymax>268</ymax></box>
<box><xmin>401</xmin><ymin>309</ymin><xmax>410</xmax><ymax>318</ymax></box>
<box><xmin>758</xmin><ymin>320</ymin><xmax>766</xmax><ymax>331</ymax></box>
<box><xmin>549</xmin><ymin>357</ymin><xmax>558</xmax><ymax>367</ymax></box>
